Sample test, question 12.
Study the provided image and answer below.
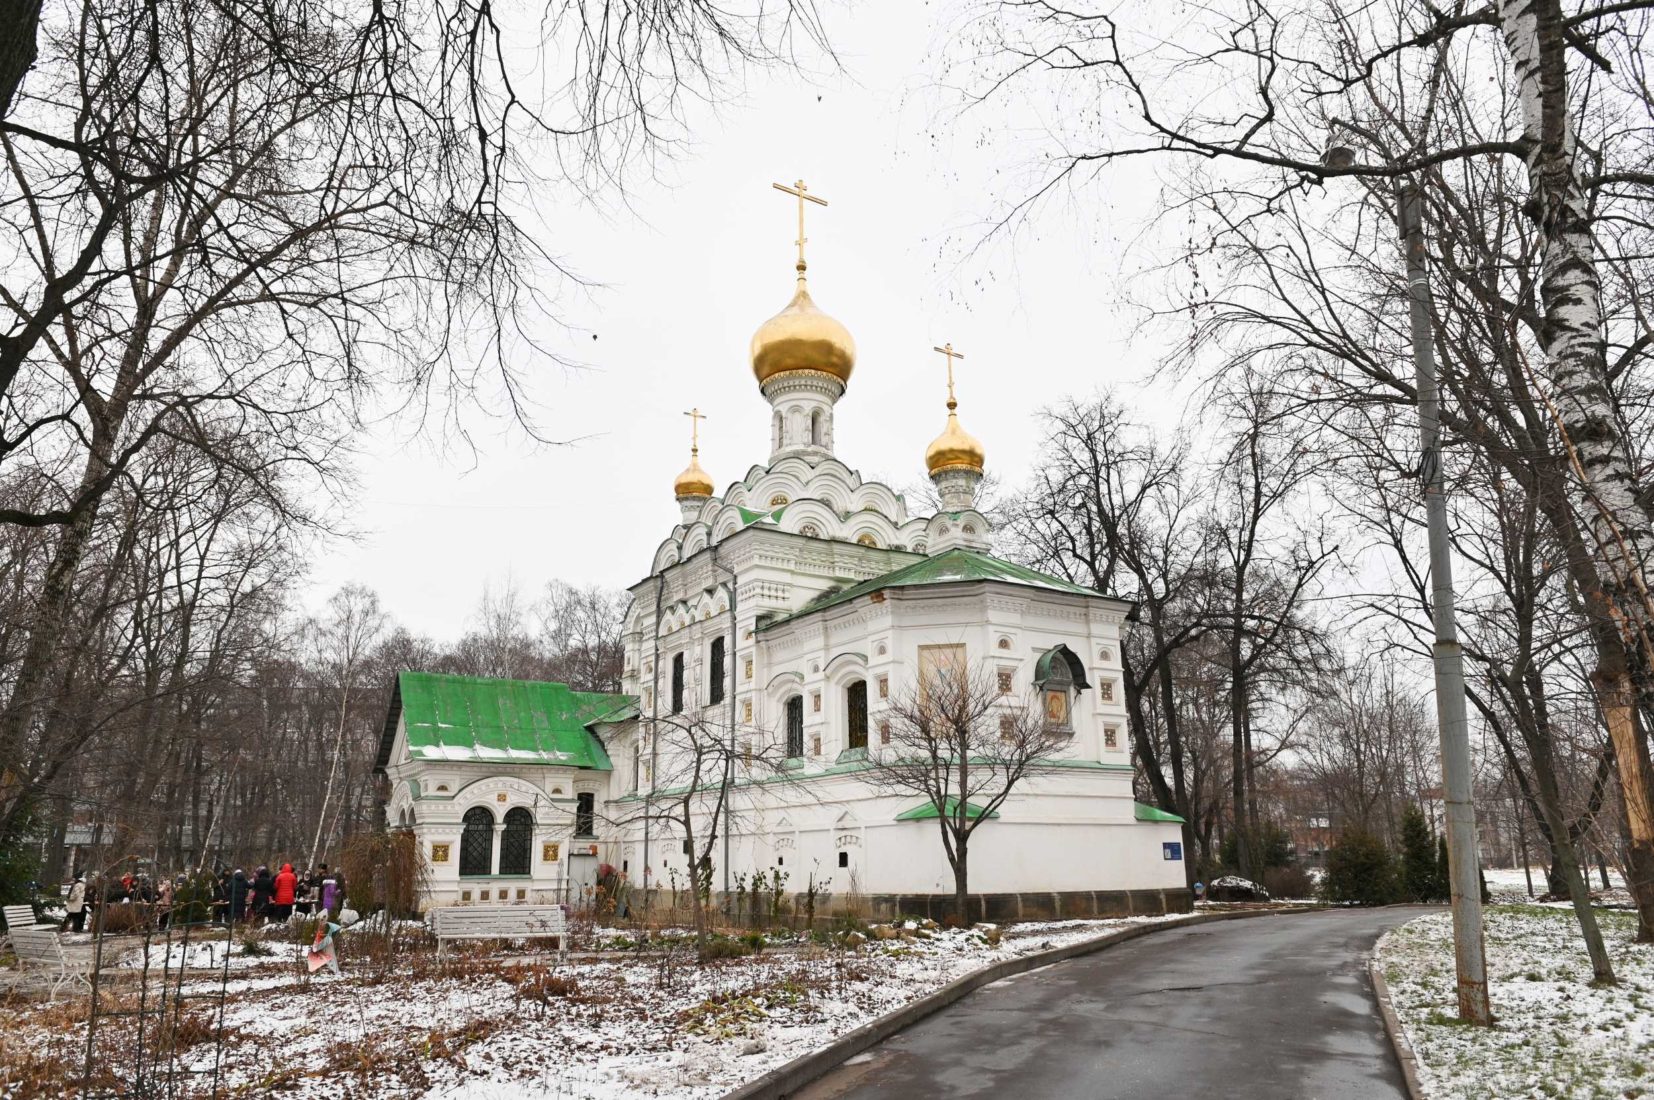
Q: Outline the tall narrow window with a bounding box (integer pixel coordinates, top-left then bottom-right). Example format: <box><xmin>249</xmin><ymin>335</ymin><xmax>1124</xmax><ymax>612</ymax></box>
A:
<box><xmin>575</xmin><ymin>792</ymin><xmax>596</xmax><ymax>838</ymax></box>
<box><xmin>811</xmin><ymin>409</ymin><xmax>824</xmax><ymax>446</ymax></box>
<box><xmin>460</xmin><ymin>806</ymin><xmax>494</xmax><ymax>876</ymax></box>
<box><xmin>785</xmin><ymin>696</ymin><xmax>804</xmax><ymax>758</ymax></box>
<box><xmin>709</xmin><ymin>637</ymin><xmax>726</xmax><ymax>704</ymax></box>
<box><xmin>632</xmin><ymin>743</ymin><xmax>642</xmax><ymax>792</ymax></box>
<box><xmin>671</xmin><ymin>652</ymin><xmax>685</xmax><ymax>713</ymax></box>
<box><xmin>499</xmin><ymin>808</ymin><xmax>533</xmax><ymax>875</ymax></box>
<box><xmin>846</xmin><ymin>680</ymin><xmax>868</xmax><ymax>750</ymax></box>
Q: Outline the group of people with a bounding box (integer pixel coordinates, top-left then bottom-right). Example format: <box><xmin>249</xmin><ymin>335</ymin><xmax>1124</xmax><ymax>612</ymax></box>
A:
<box><xmin>58</xmin><ymin>863</ymin><xmax>347</xmax><ymax>933</ymax></box>
<box><xmin>219</xmin><ymin>863</ymin><xmax>347</xmax><ymax>924</ymax></box>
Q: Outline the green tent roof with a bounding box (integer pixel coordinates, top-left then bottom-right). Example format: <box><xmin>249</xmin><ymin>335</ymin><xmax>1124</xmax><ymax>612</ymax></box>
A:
<box><xmin>761</xmin><ymin>548</ymin><xmax>1103</xmax><ymax>631</ymax></box>
<box><xmin>1133</xmin><ymin>802</ymin><xmax>1186</xmax><ymax>824</ymax></box>
<box><xmin>380</xmin><ymin>672</ymin><xmax>630</xmax><ymax>771</ymax></box>
<box><xmin>895</xmin><ymin>797</ymin><xmax>1001</xmax><ymax>822</ymax></box>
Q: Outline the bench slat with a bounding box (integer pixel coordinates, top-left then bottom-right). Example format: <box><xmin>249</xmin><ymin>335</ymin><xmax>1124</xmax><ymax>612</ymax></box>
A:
<box><xmin>430</xmin><ymin>905</ymin><xmax>566</xmax><ymax>942</ymax></box>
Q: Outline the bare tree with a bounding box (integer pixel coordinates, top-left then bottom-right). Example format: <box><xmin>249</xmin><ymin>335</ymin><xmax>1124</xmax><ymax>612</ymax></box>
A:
<box><xmin>624</xmin><ymin>711</ymin><xmax>791</xmax><ymax>957</ymax></box>
<box><xmin>1005</xmin><ymin>393</ymin><xmax>1215</xmax><ymax>875</ymax></box>
<box><xmin>537</xmin><ymin>581</ymin><xmax>627</xmax><ymax>693</ymax></box>
<box><xmin>961</xmin><ymin>0</ymin><xmax>1654</xmax><ymax>936</ymax></box>
<box><xmin>307</xmin><ymin>584</ymin><xmax>387</xmax><ymax>868</ymax></box>
<box><xmin>863</xmin><ymin>666</ymin><xmax>1069</xmax><ymax>922</ymax></box>
<box><xmin>0</xmin><ymin>0</ymin><xmax>831</xmax><ymax>837</ymax></box>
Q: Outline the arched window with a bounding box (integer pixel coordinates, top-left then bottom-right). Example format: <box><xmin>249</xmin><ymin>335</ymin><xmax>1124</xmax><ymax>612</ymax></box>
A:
<box><xmin>709</xmin><ymin>636</ymin><xmax>726</xmax><ymax>704</ymax></box>
<box><xmin>460</xmin><ymin>806</ymin><xmax>494</xmax><ymax>876</ymax></box>
<box><xmin>499</xmin><ymin>807</ymin><xmax>533</xmax><ymax>875</ymax></box>
<box><xmin>785</xmin><ymin>695</ymin><xmax>804</xmax><ymax>758</ymax></box>
<box><xmin>772</xmin><ymin>410</ymin><xmax>782</xmax><ymax>451</ymax></box>
<box><xmin>846</xmin><ymin>680</ymin><xmax>868</xmax><ymax>750</ymax></box>
<box><xmin>575</xmin><ymin>792</ymin><xmax>596</xmax><ymax>837</ymax></box>
<box><xmin>810</xmin><ymin>409</ymin><xmax>824</xmax><ymax>445</ymax></box>
<box><xmin>671</xmin><ymin>652</ymin><xmax>685</xmax><ymax>713</ymax></box>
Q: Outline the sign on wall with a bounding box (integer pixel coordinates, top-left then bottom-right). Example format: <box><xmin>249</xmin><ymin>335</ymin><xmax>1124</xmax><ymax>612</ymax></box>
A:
<box><xmin>1162</xmin><ymin>842</ymin><xmax>1183</xmax><ymax>861</ymax></box>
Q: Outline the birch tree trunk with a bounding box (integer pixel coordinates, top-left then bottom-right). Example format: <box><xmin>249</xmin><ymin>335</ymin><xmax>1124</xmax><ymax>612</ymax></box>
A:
<box><xmin>1499</xmin><ymin>0</ymin><xmax>1654</xmax><ymax>941</ymax></box>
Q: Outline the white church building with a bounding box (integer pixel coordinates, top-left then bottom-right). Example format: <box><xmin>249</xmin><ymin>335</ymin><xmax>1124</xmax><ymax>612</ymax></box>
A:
<box><xmin>376</xmin><ymin>192</ymin><xmax>1188</xmax><ymax>920</ymax></box>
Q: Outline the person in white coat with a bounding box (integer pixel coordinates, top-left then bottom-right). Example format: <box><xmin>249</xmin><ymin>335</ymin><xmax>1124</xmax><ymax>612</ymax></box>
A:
<box><xmin>62</xmin><ymin>875</ymin><xmax>87</xmax><ymax>933</ymax></box>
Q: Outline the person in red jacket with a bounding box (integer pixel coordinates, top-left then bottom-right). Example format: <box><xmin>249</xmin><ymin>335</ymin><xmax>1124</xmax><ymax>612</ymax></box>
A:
<box><xmin>272</xmin><ymin>863</ymin><xmax>298</xmax><ymax>922</ymax></box>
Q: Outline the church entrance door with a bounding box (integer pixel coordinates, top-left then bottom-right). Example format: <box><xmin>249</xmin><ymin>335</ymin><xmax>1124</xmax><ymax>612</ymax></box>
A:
<box><xmin>568</xmin><ymin>853</ymin><xmax>600</xmax><ymax>907</ymax></box>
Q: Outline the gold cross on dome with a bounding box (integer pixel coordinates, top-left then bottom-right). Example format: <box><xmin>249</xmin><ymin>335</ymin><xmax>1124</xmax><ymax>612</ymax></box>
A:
<box><xmin>932</xmin><ymin>343</ymin><xmax>965</xmax><ymax>407</ymax></box>
<box><xmin>772</xmin><ymin>179</ymin><xmax>828</xmax><ymax>273</ymax></box>
<box><xmin>684</xmin><ymin>407</ymin><xmax>707</xmax><ymax>453</ymax></box>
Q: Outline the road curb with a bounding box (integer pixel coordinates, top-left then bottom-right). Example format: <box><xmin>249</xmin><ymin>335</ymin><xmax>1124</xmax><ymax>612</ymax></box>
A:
<box><xmin>721</xmin><ymin>907</ymin><xmax>1310</xmax><ymax>1100</ymax></box>
<box><xmin>1369</xmin><ymin>956</ymin><xmax>1427</xmax><ymax>1100</ymax></box>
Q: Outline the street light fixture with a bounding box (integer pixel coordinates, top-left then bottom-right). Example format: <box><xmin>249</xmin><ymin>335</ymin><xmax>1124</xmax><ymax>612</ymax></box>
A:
<box><xmin>1325</xmin><ymin>130</ymin><xmax>1492</xmax><ymax>1025</ymax></box>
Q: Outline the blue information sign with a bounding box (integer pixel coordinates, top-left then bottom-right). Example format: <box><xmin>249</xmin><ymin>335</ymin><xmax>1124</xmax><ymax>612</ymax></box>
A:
<box><xmin>1162</xmin><ymin>841</ymin><xmax>1183</xmax><ymax>861</ymax></box>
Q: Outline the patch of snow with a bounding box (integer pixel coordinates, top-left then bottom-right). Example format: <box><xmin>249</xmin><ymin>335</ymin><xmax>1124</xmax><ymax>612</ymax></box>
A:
<box><xmin>6</xmin><ymin>914</ymin><xmax>1190</xmax><ymax>1098</ymax></box>
<box><xmin>1374</xmin><ymin>905</ymin><xmax>1654</xmax><ymax>1099</ymax></box>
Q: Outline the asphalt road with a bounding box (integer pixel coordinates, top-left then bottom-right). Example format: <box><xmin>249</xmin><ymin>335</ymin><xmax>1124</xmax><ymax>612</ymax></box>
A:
<box><xmin>796</xmin><ymin>907</ymin><xmax>1429</xmax><ymax>1100</ymax></box>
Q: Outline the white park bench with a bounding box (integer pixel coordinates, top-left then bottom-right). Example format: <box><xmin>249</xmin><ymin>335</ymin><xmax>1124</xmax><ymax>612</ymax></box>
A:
<box><xmin>10</xmin><ymin>927</ymin><xmax>93</xmax><ymax>1000</ymax></box>
<box><xmin>4</xmin><ymin>903</ymin><xmax>42</xmax><ymax>932</ymax></box>
<box><xmin>428</xmin><ymin>904</ymin><xmax>568</xmax><ymax>961</ymax></box>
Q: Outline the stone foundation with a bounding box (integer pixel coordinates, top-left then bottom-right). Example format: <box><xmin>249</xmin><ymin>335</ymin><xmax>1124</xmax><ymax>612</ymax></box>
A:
<box><xmin>647</xmin><ymin>887</ymin><xmax>1194</xmax><ymax>926</ymax></box>
<box><xmin>857</xmin><ymin>888</ymin><xmax>1192</xmax><ymax>924</ymax></box>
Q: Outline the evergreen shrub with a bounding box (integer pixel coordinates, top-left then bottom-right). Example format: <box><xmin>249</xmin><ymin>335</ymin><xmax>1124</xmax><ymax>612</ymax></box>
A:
<box><xmin>1322</xmin><ymin>829</ymin><xmax>1398</xmax><ymax>906</ymax></box>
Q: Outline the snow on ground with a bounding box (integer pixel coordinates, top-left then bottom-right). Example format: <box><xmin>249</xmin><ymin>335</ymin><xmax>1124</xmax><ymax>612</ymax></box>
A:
<box><xmin>2</xmin><ymin>914</ymin><xmax>1181</xmax><ymax>1099</ymax></box>
<box><xmin>1481</xmin><ymin>865</ymin><xmax>1635</xmax><ymax>911</ymax></box>
<box><xmin>1375</xmin><ymin>906</ymin><xmax>1654</xmax><ymax>1100</ymax></box>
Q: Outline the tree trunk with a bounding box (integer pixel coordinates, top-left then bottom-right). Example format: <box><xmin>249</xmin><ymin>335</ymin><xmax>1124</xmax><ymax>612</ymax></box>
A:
<box><xmin>952</xmin><ymin>837</ymin><xmax>970</xmax><ymax>925</ymax></box>
<box><xmin>1499</xmin><ymin>0</ymin><xmax>1654</xmax><ymax>940</ymax></box>
<box><xmin>1597</xmin><ymin>668</ymin><xmax>1654</xmax><ymax>942</ymax></box>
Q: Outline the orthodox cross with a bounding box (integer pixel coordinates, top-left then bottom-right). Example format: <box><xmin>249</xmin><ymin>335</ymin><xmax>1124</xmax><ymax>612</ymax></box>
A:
<box><xmin>772</xmin><ymin>179</ymin><xmax>828</xmax><ymax>273</ymax></box>
<box><xmin>684</xmin><ymin>407</ymin><xmax>707</xmax><ymax>455</ymax></box>
<box><xmin>932</xmin><ymin>343</ymin><xmax>964</xmax><ymax>408</ymax></box>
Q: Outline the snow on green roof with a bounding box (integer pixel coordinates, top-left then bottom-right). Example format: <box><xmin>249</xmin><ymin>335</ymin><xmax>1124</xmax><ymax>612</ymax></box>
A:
<box><xmin>1134</xmin><ymin>802</ymin><xmax>1186</xmax><ymax>824</ymax></box>
<box><xmin>381</xmin><ymin>672</ymin><xmax>629</xmax><ymax>770</ymax></box>
<box><xmin>895</xmin><ymin>797</ymin><xmax>1001</xmax><ymax>822</ymax></box>
<box><xmin>761</xmin><ymin>548</ymin><xmax>1101</xmax><ymax>631</ymax></box>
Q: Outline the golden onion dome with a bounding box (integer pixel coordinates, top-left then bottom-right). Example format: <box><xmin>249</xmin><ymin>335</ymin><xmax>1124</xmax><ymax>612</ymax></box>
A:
<box><xmin>750</xmin><ymin>278</ymin><xmax>856</xmax><ymax>386</ymax></box>
<box><xmin>925</xmin><ymin>405</ymin><xmax>986</xmax><ymax>476</ymax></box>
<box><xmin>673</xmin><ymin>452</ymin><xmax>714</xmax><ymax>499</ymax></box>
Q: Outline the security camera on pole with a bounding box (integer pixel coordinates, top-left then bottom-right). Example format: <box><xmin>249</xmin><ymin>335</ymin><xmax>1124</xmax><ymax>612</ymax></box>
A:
<box><xmin>1324</xmin><ymin>126</ymin><xmax>1491</xmax><ymax>1026</ymax></box>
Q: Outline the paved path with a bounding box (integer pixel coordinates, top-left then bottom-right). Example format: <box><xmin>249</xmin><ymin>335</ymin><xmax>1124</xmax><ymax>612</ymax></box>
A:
<box><xmin>797</xmin><ymin>907</ymin><xmax>1429</xmax><ymax>1100</ymax></box>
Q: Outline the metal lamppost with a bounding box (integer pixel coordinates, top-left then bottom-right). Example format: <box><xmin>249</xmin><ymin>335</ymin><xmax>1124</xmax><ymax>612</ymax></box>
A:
<box><xmin>1324</xmin><ymin>137</ymin><xmax>1491</xmax><ymax>1024</ymax></box>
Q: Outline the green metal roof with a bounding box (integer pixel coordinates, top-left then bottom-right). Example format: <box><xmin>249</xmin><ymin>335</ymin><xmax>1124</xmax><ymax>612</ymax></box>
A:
<box><xmin>895</xmin><ymin>797</ymin><xmax>1001</xmax><ymax>822</ymax></box>
<box><xmin>383</xmin><ymin>672</ymin><xmax>629</xmax><ymax>770</ymax></box>
<box><xmin>1133</xmin><ymin>802</ymin><xmax>1186</xmax><ymax>824</ymax></box>
<box><xmin>761</xmin><ymin>548</ymin><xmax>1101</xmax><ymax>631</ymax></box>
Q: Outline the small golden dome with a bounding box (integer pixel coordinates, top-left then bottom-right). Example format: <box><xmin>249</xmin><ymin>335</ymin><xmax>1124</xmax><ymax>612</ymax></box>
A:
<box><xmin>673</xmin><ymin>453</ymin><xmax>714</xmax><ymax>499</ymax></box>
<box><xmin>751</xmin><ymin>279</ymin><xmax>855</xmax><ymax>386</ymax></box>
<box><xmin>926</xmin><ymin>407</ymin><xmax>985</xmax><ymax>476</ymax></box>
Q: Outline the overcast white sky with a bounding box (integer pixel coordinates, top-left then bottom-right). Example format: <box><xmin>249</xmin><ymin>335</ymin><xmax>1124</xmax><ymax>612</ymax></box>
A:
<box><xmin>301</xmin><ymin>5</ymin><xmax>1183</xmax><ymax>640</ymax></box>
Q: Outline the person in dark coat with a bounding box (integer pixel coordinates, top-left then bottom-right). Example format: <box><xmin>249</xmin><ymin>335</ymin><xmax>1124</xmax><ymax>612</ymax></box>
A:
<box><xmin>272</xmin><ymin>863</ymin><xmax>297</xmax><ymax>922</ymax></box>
<box><xmin>228</xmin><ymin>869</ymin><xmax>249</xmax><ymax>922</ymax></box>
<box><xmin>249</xmin><ymin>866</ymin><xmax>274</xmax><ymax>923</ymax></box>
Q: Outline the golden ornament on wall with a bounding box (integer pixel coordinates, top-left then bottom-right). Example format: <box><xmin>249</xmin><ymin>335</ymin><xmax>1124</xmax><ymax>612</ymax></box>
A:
<box><xmin>430</xmin><ymin>843</ymin><xmax>451</xmax><ymax>863</ymax></box>
<box><xmin>542</xmin><ymin>842</ymin><xmax>561</xmax><ymax>862</ymax></box>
